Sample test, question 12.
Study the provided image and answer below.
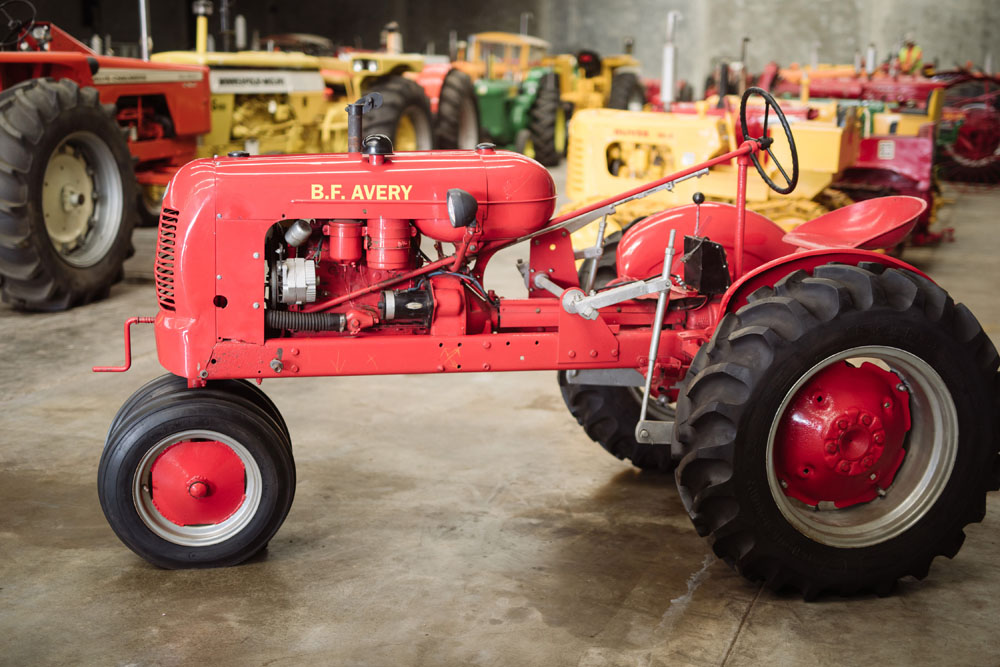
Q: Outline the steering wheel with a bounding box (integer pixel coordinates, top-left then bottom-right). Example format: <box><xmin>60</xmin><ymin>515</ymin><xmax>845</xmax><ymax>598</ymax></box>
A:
<box><xmin>739</xmin><ymin>86</ymin><xmax>799</xmax><ymax>195</ymax></box>
<box><xmin>0</xmin><ymin>0</ymin><xmax>35</xmax><ymax>48</ymax></box>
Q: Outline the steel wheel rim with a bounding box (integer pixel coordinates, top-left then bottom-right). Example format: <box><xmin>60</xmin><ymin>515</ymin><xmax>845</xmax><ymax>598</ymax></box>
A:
<box><xmin>141</xmin><ymin>184</ymin><xmax>166</xmax><ymax>219</ymax></box>
<box><xmin>626</xmin><ymin>385</ymin><xmax>676</xmax><ymax>421</ymax></box>
<box><xmin>133</xmin><ymin>429</ymin><xmax>263</xmax><ymax>547</ymax></box>
<box><xmin>554</xmin><ymin>106</ymin><xmax>567</xmax><ymax>153</ymax></box>
<box><xmin>766</xmin><ymin>346</ymin><xmax>958</xmax><ymax>548</ymax></box>
<box><xmin>41</xmin><ymin>131</ymin><xmax>124</xmax><ymax>267</ymax></box>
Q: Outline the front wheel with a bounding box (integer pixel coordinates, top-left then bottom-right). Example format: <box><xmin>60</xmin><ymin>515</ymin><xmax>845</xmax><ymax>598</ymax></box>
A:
<box><xmin>99</xmin><ymin>394</ymin><xmax>295</xmax><ymax>568</ymax></box>
<box><xmin>675</xmin><ymin>263</ymin><xmax>999</xmax><ymax>598</ymax></box>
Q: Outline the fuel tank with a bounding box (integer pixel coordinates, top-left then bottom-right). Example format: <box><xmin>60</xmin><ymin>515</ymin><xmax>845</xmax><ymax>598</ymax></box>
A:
<box><xmin>209</xmin><ymin>145</ymin><xmax>556</xmax><ymax>242</ymax></box>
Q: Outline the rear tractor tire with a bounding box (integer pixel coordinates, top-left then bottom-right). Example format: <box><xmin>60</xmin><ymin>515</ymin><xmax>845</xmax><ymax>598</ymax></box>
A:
<box><xmin>99</xmin><ymin>392</ymin><xmax>295</xmax><ymax>569</ymax></box>
<box><xmin>675</xmin><ymin>263</ymin><xmax>1000</xmax><ymax>598</ymax></box>
<box><xmin>559</xmin><ymin>371</ymin><xmax>675</xmax><ymax>471</ymax></box>
<box><xmin>0</xmin><ymin>78</ymin><xmax>136</xmax><ymax>310</ymax></box>
<box><xmin>364</xmin><ymin>76</ymin><xmax>434</xmax><ymax>151</ymax></box>
<box><xmin>525</xmin><ymin>73</ymin><xmax>566</xmax><ymax>167</ymax></box>
<box><xmin>608</xmin><ymin>71</ymin><xmax>646</xmax><ymax>111</ymax></box>
<box><xmin>434</xmin><ymin>69</ymin><xmax>480</xmax><ymax>149</ymax></box>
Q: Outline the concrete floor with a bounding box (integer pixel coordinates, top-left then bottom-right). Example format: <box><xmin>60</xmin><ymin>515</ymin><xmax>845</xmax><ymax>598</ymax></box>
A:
<box><xmin>1</xmin><ymin>170</ymin><xmax>999</xmax><ymax>666</ymax></box>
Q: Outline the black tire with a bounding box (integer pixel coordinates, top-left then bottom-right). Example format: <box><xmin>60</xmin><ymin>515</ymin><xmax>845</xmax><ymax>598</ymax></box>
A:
<box><xmin>434</xmin><ymin>69</ymin><xmax>480</xmax><ymax>149</ymax></box>
<box><xmin>608</xmin><ymin>71</ymin><xmax>645</xmax><ymax>111</ymax></box>
<box><xmin>674</xmin><ymin>263</ymin><xmax>1000</xmax><ymax>598</ymax></box>
<box><xmin>559</xmin><ymin>372</ymin><xmax>675</xmax><ymax>470</ymax></box>
<box><xmin>98</xmin><ymin>393</ymin><xmax>295</xmax><ymax>568</ymax></box>
<box><xmin>107</xmin><ymin>374</ymin><xmax>290</xmax><ymax>448</ymax></box>
<box><xmin>363</xmin><ymin>75</ymin><xmax>433</xmax><ymax>151</ymax></box>
<box><xmin>0</xmin><ymin>78</ymin><xmax>136</xmax><ymax>310</ymax></box>
<box><xmin>527</xmin><ymin>73</ymin><xmax>565</xmax><ymax>167</ymax></box>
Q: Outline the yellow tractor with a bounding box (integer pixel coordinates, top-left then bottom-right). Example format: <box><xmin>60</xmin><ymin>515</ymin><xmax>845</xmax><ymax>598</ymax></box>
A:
<box><xmin>545</xmin><ymin>47</ymin><xmax>646</xmax><ymax>112</ymax></box>
<box><xmin>144</xmin><ymin>5</ymin><xmax>432</xmax><ymax>221</ymax></box>
<box><xmin>565</xmin><ymin>99</ymin><xmax>860</xmax><ymax>282</ymax></box>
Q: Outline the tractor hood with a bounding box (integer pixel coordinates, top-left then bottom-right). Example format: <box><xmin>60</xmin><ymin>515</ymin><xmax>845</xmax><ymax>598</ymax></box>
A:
<box><xmin>177</xmin><ymin>147</ymin><xmax>556</xmax><ymax>243</ymax></box>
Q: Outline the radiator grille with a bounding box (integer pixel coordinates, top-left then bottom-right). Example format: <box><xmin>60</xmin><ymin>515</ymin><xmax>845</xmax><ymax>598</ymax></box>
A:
<box><xmin>155</xmin><ymin>208</ymin><xmax>179</xmax><ymax>311</ymax></box>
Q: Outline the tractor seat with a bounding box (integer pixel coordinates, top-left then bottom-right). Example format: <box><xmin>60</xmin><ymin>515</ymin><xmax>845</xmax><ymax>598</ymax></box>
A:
<box><xmin>782</xmin><ymin>196</ymin><xmax>926</xmax><ymax>251</ymax></box>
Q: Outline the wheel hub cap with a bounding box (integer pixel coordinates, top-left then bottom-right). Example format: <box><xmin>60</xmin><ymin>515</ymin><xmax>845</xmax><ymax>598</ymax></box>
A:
<box><xmin>42</xmin><ymin>146</ymin><xmax>95</xmax><ymax>250</ymax></box>
<box><xmin>150</xmin><ymin>440</ymin><xmax>247</xmax><ymax>526</ymax></box>
<box><xmin>774</xmin><ymin>361</ymin><xmax>911</xmax><ymax>508</ymax></box>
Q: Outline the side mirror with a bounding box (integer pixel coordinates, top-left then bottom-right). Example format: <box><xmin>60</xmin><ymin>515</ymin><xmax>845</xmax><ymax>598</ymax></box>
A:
<box><xmin>447</xmin><ymin>188</ymin><xmax>478</xmax><ymax>228</ymax></box>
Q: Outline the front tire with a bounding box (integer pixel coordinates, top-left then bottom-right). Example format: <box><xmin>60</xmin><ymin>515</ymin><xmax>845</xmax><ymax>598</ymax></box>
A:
<box><xmin>364</xmin><ymin>76</ymin><xmax>434</xmax><ymax>151</ymax></box>
<box><xmin>0</xmin><ymin>78</ymin><xmax>136</xmax><ymax>310</ymax></box>
<box><xmin>99</xmin><ymin>394</ymin><xmax>295</xmax><ymax>569</ymax></box>
<box><xmin>674</xmin><ymin>263</ymin><xmax>1000</xmax><ymax>598</ymax></box>
<box><xmin>608</xmin><ymin>71</ymin><xmax>645</xmax><ymax>111</ymax></box>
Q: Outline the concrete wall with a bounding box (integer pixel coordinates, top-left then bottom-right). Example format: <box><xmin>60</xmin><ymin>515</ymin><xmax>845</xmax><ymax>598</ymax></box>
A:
<box><xmin>25</xmin><ymin>0</ymin><xmax>1000</xmax><ymax>95</ymax></box>
<box><xmin>540</xmin><ymin>0</ymin><xmax>1000</xmax><ymax>97</ymax></box>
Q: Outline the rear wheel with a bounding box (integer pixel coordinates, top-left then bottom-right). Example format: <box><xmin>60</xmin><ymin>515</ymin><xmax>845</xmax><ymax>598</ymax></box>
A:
<box><xmin>559</xmin><ymin>372</ymin><xmax>675</xmax><ymax>470</ymax></box>
<box><xmin>0</xmin><ymin>78</ymin><xmax>136</xmax><ymax>310</ymax></box>
<box><xmin>526</xmin><ymin>73</ymin><xmax>566</xmax><ymax>167</ymax></box>
<box><xmin>608</xmin><ymin>71</ymin><xmax>645</xmax><ymax>111</ymax></box>
<box><xmin>434</xmin><ymin>69</ymin><xmax>480</xmax><ymax>149</ymax></box>
<box><xmin>99</xmin><ymin>394</ymin><xmax>295</xmax><ymax>568</ymax></box>
<box><xmin>675</xmin><ymin>264</ymin><xmax>999</xmax><ymax>598</ymax></box>
<box><xmin>364</xmin><ymin>76</ymin><xmax>433</xmax><ymax>151</ymax></box>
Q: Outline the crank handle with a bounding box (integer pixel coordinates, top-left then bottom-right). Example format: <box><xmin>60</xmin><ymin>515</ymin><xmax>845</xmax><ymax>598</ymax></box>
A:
<box><xmin>93</xmin><ymin>317</ymin><xmax>155</xmax><ymax>373</ymax></box>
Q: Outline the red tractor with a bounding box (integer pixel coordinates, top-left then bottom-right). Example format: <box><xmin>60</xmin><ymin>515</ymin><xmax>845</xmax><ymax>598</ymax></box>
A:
<box><xmin>95</xmin><ymin>88</ymin><xmax>999</xmax><ymax>599</ymax></box>
<box><xmin>0</xmin><ymin>2</ymin><xmax>209</xmax><ymax>310</ymax></box>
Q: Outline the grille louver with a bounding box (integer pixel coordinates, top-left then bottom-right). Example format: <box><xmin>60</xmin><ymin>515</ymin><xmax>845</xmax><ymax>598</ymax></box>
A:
<box><xmin>155</xmin><ymin>208</ymin><xmax>180</xmax><ymax>311</ymax></box>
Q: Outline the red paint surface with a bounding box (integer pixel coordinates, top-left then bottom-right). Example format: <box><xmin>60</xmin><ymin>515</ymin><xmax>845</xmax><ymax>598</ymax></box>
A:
<box><xmin>151</xmin><ymin>440</ymin><xmax>247</xmax><ymax>526</ymax></box>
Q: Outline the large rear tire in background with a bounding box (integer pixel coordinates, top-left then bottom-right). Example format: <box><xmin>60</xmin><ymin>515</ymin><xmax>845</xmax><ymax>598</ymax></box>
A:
<box><xmin>364</xmin><ymin>75</ymin><xmax>434</xmax><ymax>151</ymax></box>
<box><xmin>526</xmin><ymin>73</ymin><xmax>566</xmax><ymax>167</ymax></box>
<box><xmin>99</xmin><ymin>393</ymin><xmax>295</xmax><ymax>568</ymax></box>
<box><xmin>0</xmin><ymin>78</ymin><xmax>136</xmax><ymax>310</ymax></box>
<box><xmin>608</xmin><ymin>71</ymin><xmax>646</xmax><ymax>111</ymax></box>
<box><xmin>559</xmin><ymin>371</ymin><xmax>675</xmax><ymax>471</ymax></box>
<box><xmin>674</xmin><ymin>263</ymin><xmax>1000</xmax><ymax>598</ymax></box>
<box><xmin>434</xmin><ymin>69</ymin><xmax>480</xmax><ymax>149</ymax></box>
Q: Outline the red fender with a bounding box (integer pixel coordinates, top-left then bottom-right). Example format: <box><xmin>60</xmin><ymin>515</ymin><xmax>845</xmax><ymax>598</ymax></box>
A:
<box><xmin>718</xmin><ymin>249</ymin><xmax>932</xmax><ymax>313</ymax></box>
<box><xmin>616</xmin><ymin>202</ymin><xmax>795</xmax><ymax>282</ymax></box>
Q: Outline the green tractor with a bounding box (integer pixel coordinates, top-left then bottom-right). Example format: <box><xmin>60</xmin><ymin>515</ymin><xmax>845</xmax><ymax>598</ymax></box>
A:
<box><xmin>453</xmin><ymin>32</ymin><xmax>566</xmax><ymax>166</ymax></box>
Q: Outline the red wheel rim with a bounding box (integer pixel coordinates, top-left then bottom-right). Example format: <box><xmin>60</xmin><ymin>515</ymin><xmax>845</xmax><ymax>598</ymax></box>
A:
<box><xmin>151</xmin><ymin>440</ymin><xmax>247</xmax><ymax>526</ymax></box>
<box><xmin>773</xmin><ymin>361</ymin><xmax>911</xmax><ymax>509</ymax></box>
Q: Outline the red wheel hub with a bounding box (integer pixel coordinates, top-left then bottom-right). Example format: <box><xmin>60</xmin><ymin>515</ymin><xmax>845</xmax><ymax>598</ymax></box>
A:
<box><xmin>954</xmin><ymin>108</ymin><xmax>1000</xmax><ymax>162</ymax></box>
<box><xmin>774</xmin><ymin>361</ymin><xmax>911</xmax><ymax>508</ymax></box>
<box><xmin>150</xmin><ymin>440</ymin><xmax>247</xmax><ymax>526</ymax></box>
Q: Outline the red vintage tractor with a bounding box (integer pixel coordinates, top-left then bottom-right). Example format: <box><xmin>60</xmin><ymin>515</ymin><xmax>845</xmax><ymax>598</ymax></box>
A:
<box><xmin>0</xmin><ymin>2</ymin><xmax>209</xmax><ymax>310</ymax></box>
<box><xmin>94</xmin><ymin>88</ymin><xmax>999</xmax><ymax>599</ymax></box>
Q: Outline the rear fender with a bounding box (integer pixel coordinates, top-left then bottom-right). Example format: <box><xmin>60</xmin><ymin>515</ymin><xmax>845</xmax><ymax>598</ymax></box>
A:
<box><xmin>718</xmin><ymin>249</ymin><xmax>933</xmax><ymax>314</ymax></box>
<box><xmin>616</xmin><ymin>202</ymin><xmax>795</xmax><ymax>282</ymax></box>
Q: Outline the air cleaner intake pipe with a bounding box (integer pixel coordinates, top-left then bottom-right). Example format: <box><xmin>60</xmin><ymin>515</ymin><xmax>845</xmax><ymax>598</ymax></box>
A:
<box><xmin>266</xmin><ymin>310</ymin><xmax>346</xmax><ymax>331</ymax></box>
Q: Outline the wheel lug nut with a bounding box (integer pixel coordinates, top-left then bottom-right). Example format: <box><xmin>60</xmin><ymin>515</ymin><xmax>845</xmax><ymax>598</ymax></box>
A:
<box><xmin>825</xmin><ymin>442</ymin><xmax>837</xmax><ymax>454</ymax></box>
<box><xmin>861</xmin><ymin>414</ymin><xmax>872</xmax><ymax>426</ymax></box>
<box><xmin>874</xmin><ymin>433</ymin><xmax>884</xmax><ymax>444</ymax></box>
<box><xmin>839</xmin><ymin>461</ymin><xmax>851</xmax><ymax>473</ymax></box>
<box><xmin>862</xmin><ymin>457</ymin><xmax>874</xmax><ymax>468</ymax></box>
<box><xmin>837</xmin><ymin>419</ymin><xmax>848</xmax><ymax>430</ymax></box>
